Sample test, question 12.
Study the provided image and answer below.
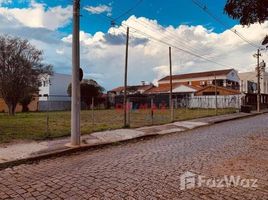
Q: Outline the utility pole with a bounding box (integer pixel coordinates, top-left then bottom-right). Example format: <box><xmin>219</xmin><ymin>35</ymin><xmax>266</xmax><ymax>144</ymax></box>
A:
<box><xmin>255</xmin><ymin>49</ymin><xmax>261</xmax><ymax>113</ymax></box>
<box><xmin>169</xmin><ymin>47</ymin><xmax>174</xmax><ymax>122</ymax></box>
<box><xmin>214</xmin><ymin>73</ymin><xmax>218</xmax><ymax>115</ymax></box>
<box><xmin>71</xmin><ymin>0</ymin><xmax>81</xmax><ymax>146</ymax></box>
<box><xmin>123</xmin><ymin>27</ymin><xmax>129</xmax><ymax>127</ymax></box>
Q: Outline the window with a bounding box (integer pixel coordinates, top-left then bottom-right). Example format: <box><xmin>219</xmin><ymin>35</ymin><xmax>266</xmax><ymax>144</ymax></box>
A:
<box><xmin>200</xmin><ymin>81</ymin><xmax>206</xmax><ymax>86</ymax></box>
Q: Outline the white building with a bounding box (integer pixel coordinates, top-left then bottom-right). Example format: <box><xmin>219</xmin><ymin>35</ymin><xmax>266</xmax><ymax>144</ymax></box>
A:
<box><xmin>39</xmin><ymin>73</ymin><xmax>72</xmax><ymax>101</ymax></box>
<box><xmin>38</xmin><ymin>73</ymin><xmax>72</xmax><ymax>111</ymax></box>
<box><xmin>239</xmin><ymin>67</ymin><xmax>268</xmax><ymax>94</ymax></box>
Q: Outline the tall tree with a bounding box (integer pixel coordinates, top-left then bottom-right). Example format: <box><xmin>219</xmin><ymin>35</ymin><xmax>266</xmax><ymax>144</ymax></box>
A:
<box><xmin>67</xmin><ymin>79</ymin><xmax>105</xmax><ymax>109</ymax></box>
<box><xmin>224</xmin><ymin>0</ymin><xmax>268</xmax><ymax>26</ymax></box>
<box><xmin>0</xmin><ymin>35</ymin><xmax>53</xmax><ymax>115</ymax></box>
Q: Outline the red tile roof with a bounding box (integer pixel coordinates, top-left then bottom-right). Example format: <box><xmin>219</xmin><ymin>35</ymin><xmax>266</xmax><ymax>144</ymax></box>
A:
<box><xmin>145</xmin><ymin>83</ymin><xmax>200</xmax><ymax>94</ymax></box>
<box><xmin>159</xmin><ymin>69</ymin><xmax>234</xmax><ymax>82</ymax></box>
<box><xmin>109</xmin><ymin>84</ymin><xmax>153</xmax><ymax>93</ymax></box>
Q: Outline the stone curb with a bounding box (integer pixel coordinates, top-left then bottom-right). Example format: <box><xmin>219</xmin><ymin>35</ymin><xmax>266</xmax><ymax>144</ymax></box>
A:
<box><xmin>0</xmin><ymin>111</ymin><xmax>264</xmax><ymax>170</ymax></box>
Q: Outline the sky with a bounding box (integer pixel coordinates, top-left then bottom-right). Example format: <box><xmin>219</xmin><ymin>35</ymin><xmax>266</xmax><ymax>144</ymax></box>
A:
<box><xmin>0</xmin><ymin>0</ymin><xmax>267</xmax><ymax>90</ymax></box>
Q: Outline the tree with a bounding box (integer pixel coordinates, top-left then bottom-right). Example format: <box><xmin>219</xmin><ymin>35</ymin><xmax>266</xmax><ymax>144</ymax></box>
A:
<box><xmin>67</xmin><ymin>79</ymin><xmax>105</xmax><ymax>109</ymax></box>
<box><xmin>0</xmin><ymin>35</ymin><xmax>53</xmax><ymax>115</ymax></box>
<box><xmin>19</xmin><ymin>93</ymin><xmax>35</xmax><ymax>112</ymax></box>
<box><xmin>224</xmin><ymin>0</ymin><xmax>268</xmax><ymax>26</ymax></box>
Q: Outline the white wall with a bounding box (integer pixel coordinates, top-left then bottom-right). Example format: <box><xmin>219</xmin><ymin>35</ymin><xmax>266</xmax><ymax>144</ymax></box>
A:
<box><xmin>39</xmin><ymin>75</ymin><xmax>50</xmax><ymax>101</ymax></box>
<box><xmin>49</xmin><ymin>73</ymin><xmax>71</xmax><ymax>101</ymax></box>
<box><xmin>38</xmin><ymin>73</ymin><xmax>71</xmax><ymax>101</ymax></box>
<box><xmin>187</xmin><ymin>95</ymin><xmax>242</xmax><ymax>109</ymax></box>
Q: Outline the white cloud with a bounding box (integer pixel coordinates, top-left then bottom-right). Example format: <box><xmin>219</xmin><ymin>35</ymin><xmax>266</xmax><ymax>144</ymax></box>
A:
<box><xmin>0</xmin><ymin>10</ymin><xmax>267</xmax><ymax>90</ymax></box>
<box><xmin>0</xmin><ymin>1</ymin><xmax>72</xmax><ymax>30</ymax></box>
<box><xmin>0</xmin><ymin>0</ymin><xmax>11</xmax><ymax>6</ymax></box>
<box><xmin>60</xmin><ymin>16</ymin><xmax>268</xmax><ymax>90</ymax></box>
<box><xmin>84</xmin><ymin>4</ymin><xmax>112</xmax><ymax>16</ymax></box>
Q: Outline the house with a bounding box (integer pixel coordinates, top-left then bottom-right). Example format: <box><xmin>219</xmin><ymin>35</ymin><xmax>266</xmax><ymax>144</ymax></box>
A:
<box><xmin>239</xmin><ymin>67</ymin><xmax>268</xmax><ymax>94</ymax></box>
<box><xmin>147</xmin><ymin>69</ymin><xmax>240</xmax><ymax>96</ymax></box>
<box><xmin>158</xmin><ymin>68</ymin><xmax>240</xmax><ymax>91</ymax></box>
<box><xmin>108</xmin><ymin>81</ymin><xmax>154</xmax><ymax>96</ymax></box>
<box><xmin>107</xmin><ymin>82</ymin><xmax>154</xmax><ymax>108</ymax></box>
<box><xmin>145</xmin><ymin>83</ymin><xmax>201</xmax><ymax>97</ymax></box>
<box><xmin>38</xmin><ymin>73</ymin><xmax>72</xmax><ymax>111</ymax></box>
<box><xmin>39</xmin><ymin>73</ymin><xmax>72</xmax><ymax>101</ymax></box>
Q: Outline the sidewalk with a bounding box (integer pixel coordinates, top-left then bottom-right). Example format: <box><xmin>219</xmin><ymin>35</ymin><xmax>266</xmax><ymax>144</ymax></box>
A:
<box><xmin>0</xmin><ymin>111</ymin><xmax>265</xmax><ymax>168</ymax></box>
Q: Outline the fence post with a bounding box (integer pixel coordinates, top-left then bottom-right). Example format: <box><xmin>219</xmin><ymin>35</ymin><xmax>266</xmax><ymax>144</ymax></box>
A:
<box><xmin>127</xmin><ymin>98</ymin><xmax>130</xmax><ymax>127</ymax></box>
<box><xmin>91</xmin><ymin>97</ymin><xmax>94</xmax><ymax>128</ymax></box>
<box><xmin>151</xmin><ymin>98</ymin><xmax>154</xmax><ymax>125</ymax></box>
<box><xmin>237</xmin><ymin>95</ymin><xmax>240</xmax><ymax>112</ymax></box>
<box><xmin>46</xmin><ymin>96</ymin><xmax>50</xmax><ymax>138</ymax></box>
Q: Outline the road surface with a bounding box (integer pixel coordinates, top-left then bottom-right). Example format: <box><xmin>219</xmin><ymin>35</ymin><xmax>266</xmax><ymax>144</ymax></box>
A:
<box><xmin>0</xmin><ymin>114</ymin><xmax>268</xmax><ymax>199</ymax></box>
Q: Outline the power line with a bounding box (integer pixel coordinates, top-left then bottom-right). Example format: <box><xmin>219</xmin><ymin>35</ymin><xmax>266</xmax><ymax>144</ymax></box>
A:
<box><xmin>114</xmin><ymin>0</ymin><xmax>143</xmax><ymax>21</ymax></box>
<box><xmin>130</xmin><ymin>17</ymin><xmax>219</xmax><ymax>59</ymax></box>
<box><xmin>83</xmin><ymin>6</ymin><xmax>233</xmax><ymax>68</ymax></box>
<box><xmin>191</xmin><ymin>0</ymin><xmax>260</xmax><ymax>49</ymax></box>
<box><xmin>120</xmin><ymin>23</ymin><xmax>232</xmax><ymax>68</ymax></box>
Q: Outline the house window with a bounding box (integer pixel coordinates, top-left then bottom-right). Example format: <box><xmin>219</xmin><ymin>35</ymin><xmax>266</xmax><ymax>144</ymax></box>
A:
<box><xmin>188</xmin><ymin>81</ymin><xmax>192</xmax><ymax>85</ymax></box>
<box><xmin>200</xmin><ymin>81</ymin><xmax>206</xmax><ymax>86</ymax></box>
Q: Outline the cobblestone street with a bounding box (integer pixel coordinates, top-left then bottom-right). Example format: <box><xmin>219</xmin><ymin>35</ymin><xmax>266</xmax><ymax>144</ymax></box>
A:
<box><xmin>0</xmin><ymin>114</ymin><xmax>268</xmax><ymax>199</ymax></box>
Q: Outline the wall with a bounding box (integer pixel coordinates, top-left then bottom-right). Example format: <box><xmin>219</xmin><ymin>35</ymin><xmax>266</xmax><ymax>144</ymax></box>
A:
<box><xmin>38</xmin><ymin>73</ymin><xmax>72</xmax><ymax>101</ymax></box>
<box><xmin>38</xmin><ymin>101</ymin><xmax>71</xmax><ymax>111</ymax></box>
<box><xmin>239</xmin><ymin>71</ymin><xmax>268</xmax><ymax>94</ymax></box>
<box><xmin>0</xmin><ymin>97</ymin><xmax>38</xmax><ymax>113</ymax></box>
<box><xmin>49</xmin><ymin>73</ymin><xmax>72</xmax><ymax>101</ymax></box>
<box><xmin>187</xmin><ymin>95</ymin><xmax>242</xmax><ymax>109</ymax></box>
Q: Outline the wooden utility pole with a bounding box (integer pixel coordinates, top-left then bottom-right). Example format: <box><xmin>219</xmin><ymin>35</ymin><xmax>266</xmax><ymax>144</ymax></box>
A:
<box><xmin>91</xmin><ymin>97</ymin><xmax>94</xmax><ymax>127</ymax></box>
<box><xmin>169</xmin><ymin>47</ymin><xmax>174</xmax><ymax>122</ymax></box>
<box><xmin>214</xmin><ymin>73</ymin><xmax>218</xmax><ymax>115</ymax></box>
<box><xmin>71</xmin><ymin>0</ymin><xmax>81</xmax><ymax>146</ymax></box>
<box><xmin>123</xmin><ymin>27</ymin><xmax>130</xmax><ymax>127</ymax></box>
<box><xmin>255</xmin><ymin>49</ymin><xmax>261</xmax><ymax>113</ymax></box>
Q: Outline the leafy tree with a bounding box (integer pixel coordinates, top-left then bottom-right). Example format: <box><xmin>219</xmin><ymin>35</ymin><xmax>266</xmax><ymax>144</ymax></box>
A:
<box><xmin>224</xmin><ymin>0</ymin><xmax>268</xmax><ymax>26</ymax></box>
<box><xmin>67</xmin><ymin>79</ymin><xmax>105</xmax><ymax>109</ymax></box>
<box><xmin>0</xmin><ymin>35</ymin><xmax>53</xmax><ymax>115</ymax></box>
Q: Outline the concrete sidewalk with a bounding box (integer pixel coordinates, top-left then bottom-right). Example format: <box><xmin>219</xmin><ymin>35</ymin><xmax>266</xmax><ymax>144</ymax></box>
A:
<box><xmin>0</xmin><ymin>111</ymin><xmax>264</xmax><ymax>168</ymax></box>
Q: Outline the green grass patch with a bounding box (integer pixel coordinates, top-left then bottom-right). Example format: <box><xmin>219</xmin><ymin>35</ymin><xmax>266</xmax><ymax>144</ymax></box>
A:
<box><xmin>0</xmin><ymin>108</ymin><xmax>236</xmax><ymax>143</ymax></box>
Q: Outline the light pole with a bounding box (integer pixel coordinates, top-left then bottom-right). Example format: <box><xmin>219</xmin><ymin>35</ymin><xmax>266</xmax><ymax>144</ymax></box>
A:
<box><xmin>71</xmin><ymin>0</ymin><xmax>81</xmax><ymax>146</ymax></box>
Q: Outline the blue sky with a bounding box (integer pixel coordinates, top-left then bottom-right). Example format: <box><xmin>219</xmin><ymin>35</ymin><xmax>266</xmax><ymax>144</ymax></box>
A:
<box><xmin>0</xmin><ymin>0</ymin><xmax>267</xmax><ymax>90</ymax></box>
<box><xmin>6</xmin><ymin>0</ymin><xmax>238</xmax><ymax>35</ymax></box>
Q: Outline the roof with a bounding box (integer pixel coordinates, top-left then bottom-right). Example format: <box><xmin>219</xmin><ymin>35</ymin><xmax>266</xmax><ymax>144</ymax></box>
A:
<box><xmin>109</xmin><ymin>84</ymin><xmax>153</xmax><ymax>93</ymax></box>
<box><xmin>159</xmin><ymin>69</ymin><xmax>234</xmax><ymax>82</ymax></box>
<box><xmin>196</xmin><ymin>85</ymin><xmax>240</xmax><ymax>95</ymax></box>
<box><xmin>145</xmin><ymin>83</ymin><xmax>200</xmax><ymax>94</ymax></box>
